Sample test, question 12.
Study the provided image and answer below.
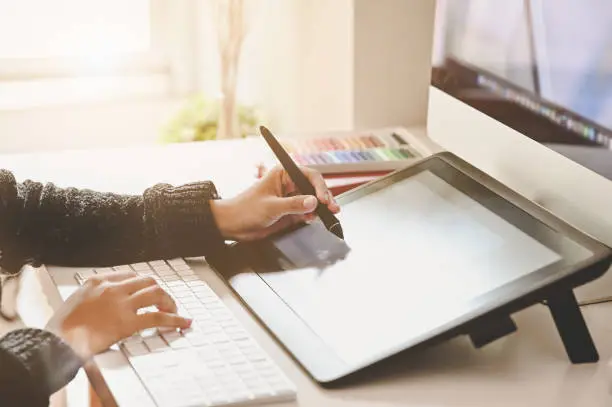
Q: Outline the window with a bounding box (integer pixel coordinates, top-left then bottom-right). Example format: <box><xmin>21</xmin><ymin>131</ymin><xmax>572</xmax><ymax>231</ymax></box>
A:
<box><xmin>0</xmin><ymin>1</ymin><xmax>197</xmax><ymax>109</ymax></box>
<box><xmin>0</xmin><ymin>1</ymin><xmax>150</xmax><ymax>59</ymax></box>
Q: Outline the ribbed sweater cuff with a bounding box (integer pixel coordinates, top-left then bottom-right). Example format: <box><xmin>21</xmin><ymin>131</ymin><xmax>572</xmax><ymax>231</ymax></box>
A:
<box><xmin>143</xmin><ymin>181</ymin><xmax>227</xmax><ymax>258</ymax></box>
<box><xmin>1</xmin><ymin>328</ymin><xmax>83</xmax><ymax>396</ymax></box>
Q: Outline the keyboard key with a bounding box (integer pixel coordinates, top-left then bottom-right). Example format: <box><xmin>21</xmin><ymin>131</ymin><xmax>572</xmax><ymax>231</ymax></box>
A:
<box><xmin>194</xmin><ymin>290</ymin><xmax>216</xmax><ymax>299</ymax></box>
<box><xmin>191</xmin><ymin>285</ymin><xmax>214</xmax><ymax>295</ymax></box>
<box><xmin>113</xmin><ymin>265</ymin><xmax>133</xmax><ymax>273</ymax></box>
<box><xmin>148</xmin><ymin>260</ymin><xmax>167</xmax><ymax>267</ymax></box>
<box><xmin>189</xmin><ymin>306</ymin><xmax>210</xmax><ymax>315</ymax></box>
<box><xmin>94</xmin><ymin>267</ymin><xmax>114</xmax><ymax>274</ymax></box>
<box><xmin>226</xmin><ymin>355</ymin><xmax>248</xmax><ymax>366</ymax></box>
<box><xmin>226</xmin><ymin>329</ymin><xmax>249</xmax><ymax>340</ymax></box>
<box><xmin>144</xmin><ymin>336</ymin><xmax>168</xmax><ymax>352</ymax></box>
<box><xmin>182</xmin><ymin>329</ymin><xmax>207</xmax><ymax>343</ymax></box>
<box><xmin>167</xmin><ymin>258</ymin><xmax>187</xmax><ymax>267</ymax></box>
<box><xmin>187</xmin><ymin>336</ymin><xmax>208</xmax><ymax>347</ymax></box>
<box><xmin>186</xmin><ymin>280</ymin><xmax>206</xmax><ymax>288</ymax></box>
<box><xmin>131</xmin><ymin>262</ymin><xmax>150</xmax><ymax>271</ymax></box>
<box><xmin>175</xmin><ymin>268</ymin><xmax>196</xmax><ymax>277</ymax></box>
<box><xmin>208</xmin><ymin>304</ymin><xmax>229</xmax><ymax>313</ymax></box>
<box><xmin>166</xmin><ymin>280</ymin><xmax>187</xmax><ymax>289</ymax></box>
<box><xmin>155</xmin><ymin>268</ymin><xmax>175</xmax><ymax>276</ymax></box>
<box><xmin>198</xmin><ymin>348</ymin><xmax>221</xmax><ymax>363</ymax></box>
<box><xmin>161</xmin><ymin>330</ymin><xmax>182</xmax><ymax>342</ymax></box>
<box><xmin>171</xmin><ymin>290</ymin><xmax>193</xmax><ymax>299</ymax></box>
<box><xmin>178</xmin><ymin>294</ymin><xmax>198</xmax><ymax>302</ymax></box>
<box><xmin>166</xmin><ymin>280</ymin><xmax>193</xmax><ymax>295</ymax></box>
<box><xmin>171</xmin><ymin>263</ymin><xmax>191</xmax><ymax>272</ymax></box>
<box><xmin>183</xmin><ymin>299</ymin><xmax>203</xmax><ymax>309</ymax></box>
<box><xmin>153</xmin><ymin>267</ymin><xmax>173</xmax><ymax>276</ymax></box>
<box><xmin>123</xmin><ymin>335</ymin><xmax>143</xmax><ymax>346</ymax></box>
<box><xmin>219</xmin><ymin>319</ymin><xmax>237</xmax><ymax>328</ymax></box>
<box><xmin>209</xmin><ymin>333</ymin><xmax>231</xmax><ymax>344</ymax></box>
<box><xmin>161</xmin><ymin>274</ymin><xmax>180</xmax><ymax>283</ymax></box>
<box><xmin>124</xmin><ymin>342</ymin><xmax>149</xmax><ymax>357</ymax></box>
<box><xmin>169</xmin><ymin>337</ymin><xmax>190</xmax><ymax>350</ymax></box>
<box><xmin>236</xmin><ymin>340</ymin><xmax>257</xmax><ymax>350</ymax></box>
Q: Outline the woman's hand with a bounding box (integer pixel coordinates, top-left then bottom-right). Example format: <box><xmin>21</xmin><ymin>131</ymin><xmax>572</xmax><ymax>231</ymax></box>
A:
<box><xmin>211</xmin><ymin>165</ymin><xmax>340</xmax><ymax>241</ymax></box>
<box><xmin>46</xmin><ymin>272</ymin><xmax>191</xmax><ymax>360</ymax></box>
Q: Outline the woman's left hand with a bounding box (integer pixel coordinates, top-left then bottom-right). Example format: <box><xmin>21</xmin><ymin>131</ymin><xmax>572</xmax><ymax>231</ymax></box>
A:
<box><xmin>210</xmin><ymin>165</ymin><xmax>339</xmax><ymax>241</ymax></box>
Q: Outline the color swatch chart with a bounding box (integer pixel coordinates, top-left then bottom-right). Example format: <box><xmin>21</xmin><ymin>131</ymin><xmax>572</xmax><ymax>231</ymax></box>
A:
<box><xmin>277</xmin><ymin>132</ymin><xmax>418</xmax><ymax>173</ymax></box>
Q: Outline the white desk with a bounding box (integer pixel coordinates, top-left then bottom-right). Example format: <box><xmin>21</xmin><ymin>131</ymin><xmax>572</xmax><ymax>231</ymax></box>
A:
<box><xmin>4</xmin><ymin>92</ymin><xmax>612</xmax><ymax>407</ymax></box>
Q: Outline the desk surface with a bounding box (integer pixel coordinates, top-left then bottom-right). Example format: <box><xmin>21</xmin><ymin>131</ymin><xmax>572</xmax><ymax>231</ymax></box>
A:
<box><xmin>4</xmin><ymin>98</ymin><xmax>612</xmax><ymax>407</ymax></box>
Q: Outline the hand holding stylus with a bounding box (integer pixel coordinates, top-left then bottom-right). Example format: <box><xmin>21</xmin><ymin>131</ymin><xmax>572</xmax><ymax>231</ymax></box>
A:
<box><xmin>259</xmin><ymin>126</ymin><xmax>345</xmax><ymax>239</ymax></box>
<box><xmin>210</xmin><ymin>164</ymin><xmax>340</xmax><ymax>241</ymax></box>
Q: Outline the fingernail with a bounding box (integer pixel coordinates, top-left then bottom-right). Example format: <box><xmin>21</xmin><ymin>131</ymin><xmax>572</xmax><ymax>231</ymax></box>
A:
<box><xmin>303</xmin><ymin>196</ymin><xmax>317</xmax><ymax>210</ymax></box>
<box><xmin>184</xmin><ymin>318</ymin><xmax>193</xmax><ymax>328</ymax></box>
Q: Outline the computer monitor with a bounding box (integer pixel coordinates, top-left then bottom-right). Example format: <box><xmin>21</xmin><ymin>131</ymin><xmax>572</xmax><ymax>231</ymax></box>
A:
<box><xmin>433</xmin><ymin>0</ymin><xmax>612</xmax><ymax>179</ymax></box>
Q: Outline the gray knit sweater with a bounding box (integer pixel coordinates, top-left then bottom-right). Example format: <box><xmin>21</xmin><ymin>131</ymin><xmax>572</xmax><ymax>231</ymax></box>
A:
<box><xmin>0</xmin><ymin>169</ymin><xmax>226</xmax><ymax>405</ymax></box>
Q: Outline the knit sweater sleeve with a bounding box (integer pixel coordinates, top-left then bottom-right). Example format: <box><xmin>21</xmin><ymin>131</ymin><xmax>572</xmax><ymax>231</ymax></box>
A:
<box><xmin>0</xmin><ymin>169</ymin><xmax>227</xmax><ymax>273</ymax></box>
<box><xmin>0</xmin><ymin>328</ymin><xmax>83</xmax><ymax>406</ymax></box>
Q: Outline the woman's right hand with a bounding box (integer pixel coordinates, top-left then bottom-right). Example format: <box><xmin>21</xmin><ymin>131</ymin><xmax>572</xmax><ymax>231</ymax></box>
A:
<box><xmin>46</xmin><ymin>271</ymin><xmax>192</xmax><ymax>360</ymax></box>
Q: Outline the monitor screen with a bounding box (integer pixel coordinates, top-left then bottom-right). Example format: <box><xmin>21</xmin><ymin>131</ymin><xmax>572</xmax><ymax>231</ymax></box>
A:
<box><xmin>533</xmin><ymin>1</ymin><xmax>612</xmax><ymax>131</ymax></box>
<box><xmin>434</xmin><ymin>0</ymin><xmax>612</xmax><ymax>178</ymax></box>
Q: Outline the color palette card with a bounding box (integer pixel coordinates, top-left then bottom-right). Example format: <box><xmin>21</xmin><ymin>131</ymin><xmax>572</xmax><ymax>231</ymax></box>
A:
<box><xmin>258</xmin><ymin>129</ymin><xmax>421</xmax><ymax>174</ymax></box>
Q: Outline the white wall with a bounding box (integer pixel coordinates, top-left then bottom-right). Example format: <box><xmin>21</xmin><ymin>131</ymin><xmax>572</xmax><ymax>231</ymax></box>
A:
<box><xmin>191</xmin><ymin>0</ymin><xmax>434</xmax><ymax>133</ymax></box>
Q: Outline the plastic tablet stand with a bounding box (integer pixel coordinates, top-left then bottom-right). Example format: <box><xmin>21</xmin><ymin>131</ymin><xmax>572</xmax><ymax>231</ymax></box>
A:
<box><xmin>469</xmin><ymin>290</ymin><xmax>598</xmax><ymax>364</ymax></box>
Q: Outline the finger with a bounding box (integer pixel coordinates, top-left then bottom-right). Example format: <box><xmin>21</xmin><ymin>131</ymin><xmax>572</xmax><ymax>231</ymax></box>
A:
<box><xmin>291</xmin><ymin>212</ymin><xmax>317</xmax><ymax>224</ymax></box>
<box><xmin>115</xmin><ymin>275</ymin><xmax>158</xmax><ymax>295</ymax></box>
<box><xmin>301</xmin><ymin>167</ymin><xmax>331</xmax><ymax>204</ymax></box>
<box><xmin>267</xmin><ymin>195</ymin><xmax>318</xmax><ymax>218</ymax></box>
<box><xmin>274</xmin><ymin>165</ymin><xmax>324</xmax><ymax>200</ymax></box>
<box><xmin>255</xmin><ymin>163</ymin><xmax>267</xmax><ymax>179</ymax></box>
<box><xmin>136</xmin><ymin>312</ymin><xmax>192</xmax><ymax>331</ymax></box>
<box><xmin>303</xmin><ymin>212</ymin><xmax>317</xmax><ymax>223</ymax></box>
<box><xmin>329</xmin><ymin>200</ymin><xmax>340</xmax><ymax>213</ymax></box>
<box><xmin>130</xmin><ymin>285</ymin><xmax>177</xmax><ymax>313</ymax></box>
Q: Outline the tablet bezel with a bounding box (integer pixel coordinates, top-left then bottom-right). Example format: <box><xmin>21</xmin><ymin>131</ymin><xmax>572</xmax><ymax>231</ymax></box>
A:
<box><xmin>210</xmin><ymin>152</ymin><xmax>612</xmax><ymax>386</ymax></box>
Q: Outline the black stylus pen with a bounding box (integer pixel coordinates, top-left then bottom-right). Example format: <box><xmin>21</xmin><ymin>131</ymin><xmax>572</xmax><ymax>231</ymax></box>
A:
<box><xmin>259</xmin><ymin>126</ymin><xmax>344</xmax><ymax>239</ymax></box>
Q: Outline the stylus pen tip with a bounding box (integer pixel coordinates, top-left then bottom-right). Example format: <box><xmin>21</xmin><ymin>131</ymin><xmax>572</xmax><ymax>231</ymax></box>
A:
<box><xmin>330</xmin><ymin>223</ymin><xmax>344</xmax><ymax>240</ymax></box>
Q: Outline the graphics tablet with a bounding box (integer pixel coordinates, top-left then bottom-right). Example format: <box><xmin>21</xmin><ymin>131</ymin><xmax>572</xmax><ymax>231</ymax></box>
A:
<box><xmin>211</xmin><ymin>152</ymin><xmax>612</xmax><ymax>386</ymax></box>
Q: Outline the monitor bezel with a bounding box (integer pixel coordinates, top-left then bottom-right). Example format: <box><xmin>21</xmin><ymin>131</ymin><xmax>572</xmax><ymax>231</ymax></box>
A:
<box><xmin>436</xmin><ymin>56</ymin><xmax>612</xmax><ymax>148</ymax></box>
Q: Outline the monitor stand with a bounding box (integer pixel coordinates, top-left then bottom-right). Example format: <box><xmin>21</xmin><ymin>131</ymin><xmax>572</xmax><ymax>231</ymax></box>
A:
<box><xmin>469</xmin><ymin>290</ymin><xmax>598</xmax><ymax>363</ymax></box>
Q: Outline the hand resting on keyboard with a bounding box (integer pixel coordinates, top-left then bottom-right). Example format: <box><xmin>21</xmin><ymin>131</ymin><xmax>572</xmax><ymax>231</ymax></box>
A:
<box><xmin>74</xmin><ymin>259</ymin><xmax>296</xmax><ymax>406</ymax></box>
<box><xmin>48</xmin><ymin>269</ymin><xmax>192</xmax><ymax>360</ymax></box>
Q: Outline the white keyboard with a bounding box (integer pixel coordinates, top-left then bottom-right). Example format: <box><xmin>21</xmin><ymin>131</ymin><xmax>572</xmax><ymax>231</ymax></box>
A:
<box><xmin>75</xmin><ymin>259</ymin><xmax>296</xmax><ymax>407</ymax></box>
